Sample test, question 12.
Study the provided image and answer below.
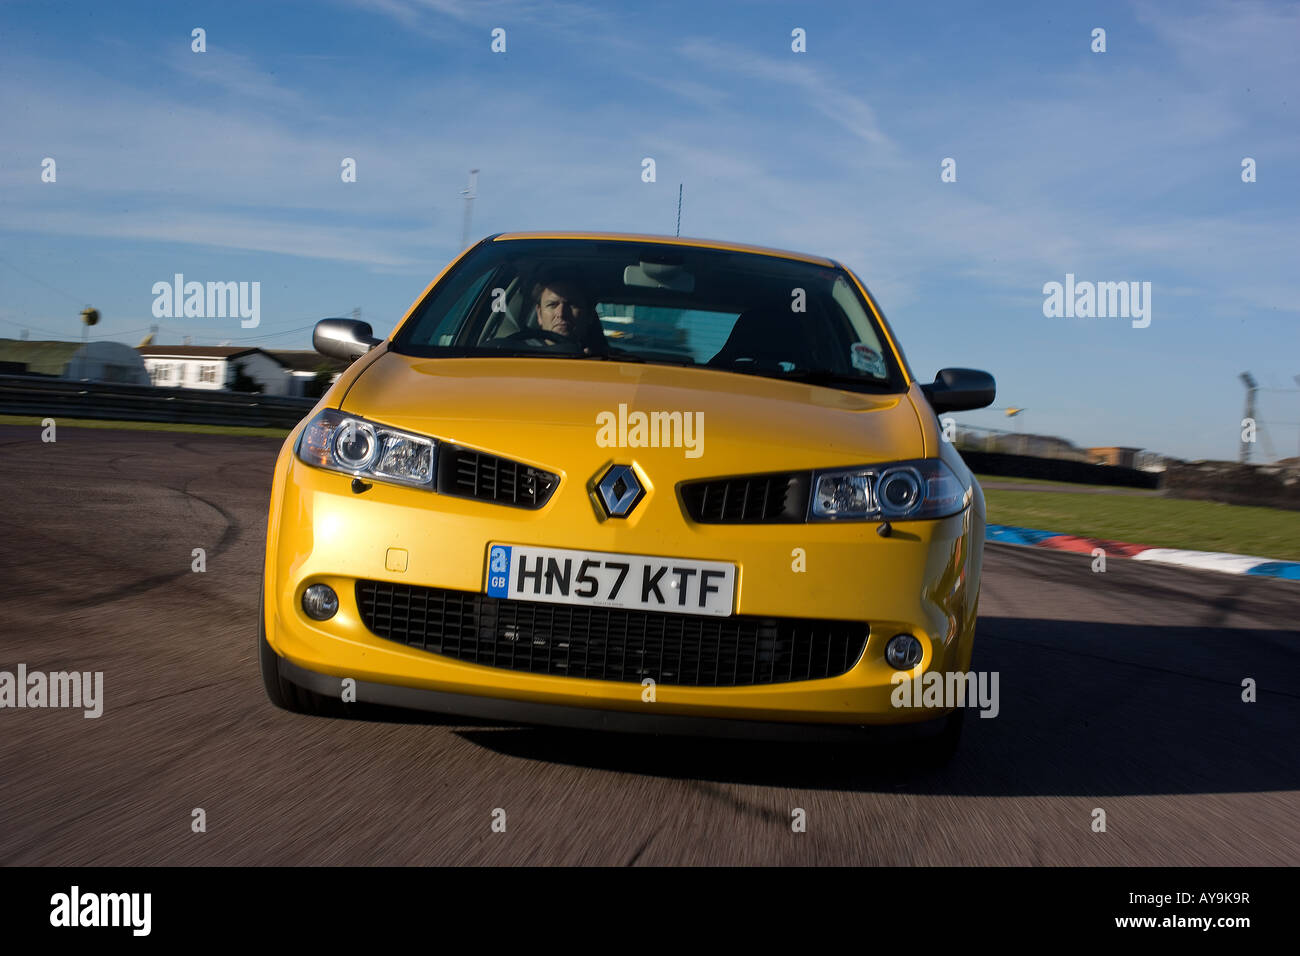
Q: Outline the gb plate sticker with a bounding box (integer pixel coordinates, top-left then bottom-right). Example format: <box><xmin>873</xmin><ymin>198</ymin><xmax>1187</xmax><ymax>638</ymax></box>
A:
<box><xmin>487</xmin><ymin>544</ymin><xmax>512</xmax><ymax>597</ymax></box>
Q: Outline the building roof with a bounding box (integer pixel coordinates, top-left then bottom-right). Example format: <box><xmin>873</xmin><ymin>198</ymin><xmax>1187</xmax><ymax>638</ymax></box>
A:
<box><xmin>137</xmin><ymin>345</ymin><xmax>257</xmax><ymax>358</ymax></box>
<box><xmin>135</xmin><ymin>345</ymin><xmax>288</xmax><ymax>366</ymax></box>
<box><xmin>1018</xmin><ymin>433</ymin><xmax>1081</xmax><ymax>449</ymax></box>
<box><xmin>0</xmin><ymin>338</ymin><xmax>86</xmax><ymax>375</ymax></box>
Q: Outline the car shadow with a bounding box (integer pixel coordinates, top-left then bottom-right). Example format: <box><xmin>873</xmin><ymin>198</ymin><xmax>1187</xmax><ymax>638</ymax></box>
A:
<box><xmin>422</xmin><ymin>616</ymin><xmax>1300</xmax><ymax>796</ymax></box>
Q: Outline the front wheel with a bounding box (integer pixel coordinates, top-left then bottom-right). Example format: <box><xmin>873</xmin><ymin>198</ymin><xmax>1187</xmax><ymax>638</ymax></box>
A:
<box><xmin>917</xmin><ymin>708</ymin><xmax>965</xmax><ymax>766</ymax></box>
<box><xmin>258</xmin><ymin>585</ymin><xmax>343</xmax><ymax>717</ymax></box>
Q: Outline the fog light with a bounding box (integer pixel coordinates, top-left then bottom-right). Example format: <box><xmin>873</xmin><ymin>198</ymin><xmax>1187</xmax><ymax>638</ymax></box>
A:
<box><xmin>302</xmin><ymin>584</ymin><xmax>338</xmax><ymax>621</ymax></box>
<box><xmin>885</xmin><ymin>633</ymin><xmax>924</xmax><ymax>669</ymax></box>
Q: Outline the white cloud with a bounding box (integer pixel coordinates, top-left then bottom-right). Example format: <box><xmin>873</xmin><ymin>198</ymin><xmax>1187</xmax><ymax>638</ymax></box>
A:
<box><xmin>676</xmin><ymin>37</ymin><xmax>899</xmax><ymax>154</ymax></box>
<box><xmin>164</xmin><ymin>48</ymin><xmax>305</xmax><ymax>108</ymax></box>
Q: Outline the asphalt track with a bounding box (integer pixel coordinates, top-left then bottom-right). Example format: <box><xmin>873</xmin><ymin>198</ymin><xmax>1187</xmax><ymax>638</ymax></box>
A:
<box><xmin>1</xmin><ymin>425</ymin><xmax>1297</xmax><ymax>866</ymax></box>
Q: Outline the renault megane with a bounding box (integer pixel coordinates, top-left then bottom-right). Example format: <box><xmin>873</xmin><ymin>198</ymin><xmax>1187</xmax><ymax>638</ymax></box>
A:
<box><xmin>259</xmin><ymin>232</ymin><xmax>995</xmax><ymax>757</ymax></box>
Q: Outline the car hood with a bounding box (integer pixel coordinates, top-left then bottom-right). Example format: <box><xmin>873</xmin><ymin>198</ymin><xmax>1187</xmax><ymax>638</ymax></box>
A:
<box><xmin>338</xmin><ymin>352</ymin><xmax>925</xmax><ymax>469</ymax></box>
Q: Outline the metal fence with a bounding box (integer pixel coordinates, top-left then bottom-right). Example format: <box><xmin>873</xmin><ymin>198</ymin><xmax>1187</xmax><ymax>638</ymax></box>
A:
<box><xmin>0</xmin><ymin>375</ymin><xmax>319</xmax><ymax>429</ymax></box>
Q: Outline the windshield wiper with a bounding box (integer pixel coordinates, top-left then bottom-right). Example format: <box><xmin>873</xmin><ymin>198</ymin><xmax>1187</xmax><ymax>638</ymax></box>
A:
<box><xmin>576</xmin><ymin>351</ymin><xmax>700</xmax><ymax>369</ymax></box>
<box><xmin>726</xmin><ymin>367</ymin><xmax>892</xmax><ymax>390</ymax></box>
<box><xmin>575</xmin><ymin>348</ymin><xmax>646</xmax><ymax>362</ymax></box>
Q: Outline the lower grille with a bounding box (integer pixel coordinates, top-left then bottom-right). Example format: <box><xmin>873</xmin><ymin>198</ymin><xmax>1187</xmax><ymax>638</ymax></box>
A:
<box><xmin>356</xmin><ymin>580</ymin><xmax>867</xmax><ymax>687</ymax></box>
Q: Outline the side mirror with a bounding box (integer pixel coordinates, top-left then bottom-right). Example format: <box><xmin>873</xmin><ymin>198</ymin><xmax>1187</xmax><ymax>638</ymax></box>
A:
<box><xmin>920</xmin><ymin>368</ymin><xmax>996</xmax><ymax>414</ymax></box>
<box><xmin>313</xmin><ymin>319</ymin><xmax>382</xmax><ymax>362</ymax></box>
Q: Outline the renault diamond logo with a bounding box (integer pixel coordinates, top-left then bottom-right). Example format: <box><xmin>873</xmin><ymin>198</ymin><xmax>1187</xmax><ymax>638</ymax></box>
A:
<box><xmin>597</xmin><ymin>464</ymin><xmax>644</xmax><ymax>517</ymax></box>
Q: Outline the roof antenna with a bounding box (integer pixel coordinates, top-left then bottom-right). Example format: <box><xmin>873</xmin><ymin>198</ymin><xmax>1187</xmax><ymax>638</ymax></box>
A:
<box><xmin>675</xmin><ymin>183</ymin><xmax>682</xmax><ymax>237</ymax></box>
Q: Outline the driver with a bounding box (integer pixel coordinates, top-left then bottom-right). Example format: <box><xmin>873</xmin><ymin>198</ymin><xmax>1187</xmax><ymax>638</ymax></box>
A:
<box><xmin>522</xmin><ymin>272</ymin><xmax>606</xmax><ymax>353</ymax></box>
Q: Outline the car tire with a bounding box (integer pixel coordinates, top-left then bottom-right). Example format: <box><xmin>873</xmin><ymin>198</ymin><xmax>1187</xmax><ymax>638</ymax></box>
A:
<box><xmin>926</xmin><ymin>708</ymin><xmax>965</xmax><ymax>764</ymax></box>
<box><xmin>258</xmin><ymin>585</ymin><xmax>342</xmax><ymax>717</ymax></box>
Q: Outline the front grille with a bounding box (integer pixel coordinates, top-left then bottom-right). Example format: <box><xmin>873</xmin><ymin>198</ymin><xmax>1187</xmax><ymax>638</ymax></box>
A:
<box><xmin>680</xmin><ymin>472</ymin><xmax>809</xmax><ymax>523</ymax></box>
<box><xmin>437</xmin><ymin>446</ymin><xmax>558</xmax><ymax>509</ymax></box>
<box><xmin>356</xmin><ymin>581</ymin><xmax>867</xmax><ymax>687</ymax></box>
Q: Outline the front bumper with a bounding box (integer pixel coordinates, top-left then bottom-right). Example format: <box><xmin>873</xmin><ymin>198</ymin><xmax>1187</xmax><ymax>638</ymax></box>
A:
<box><xmin>263</xmin><ymin>447</ymin><xmax>984</xmax><ymax>727</ymax></box>
<box><xmin>274</xmin><ymin>651</ymin><xmax>959</xmax><ymax>742</ymax></box>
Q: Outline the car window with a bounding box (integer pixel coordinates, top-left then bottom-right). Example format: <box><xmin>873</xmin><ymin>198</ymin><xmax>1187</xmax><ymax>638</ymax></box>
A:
<box><xmin>595</xmin><ymin>304</ymin><xmax>738</xmax><ymax>364</ymax></box>
<box><xmin>419</xmin><ymin>266</ymin><xmax>496</xmax><ymax>346</ymax></box>
<box><xmin>392</xmin><ymin>239</ymin><xmax>908</xmax><ymax>392</ymax></box>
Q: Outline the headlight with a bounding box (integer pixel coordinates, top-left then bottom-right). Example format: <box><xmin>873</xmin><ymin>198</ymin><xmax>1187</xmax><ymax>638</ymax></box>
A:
<box><xmin>811</xmin><ymin>458</ymin><xmax>968</xmax><ymax>520</ymax></box>
<box><xmin>297</xmin><ymin>409</ymin><xmax>435</xmax><ymax>488</ymax></box>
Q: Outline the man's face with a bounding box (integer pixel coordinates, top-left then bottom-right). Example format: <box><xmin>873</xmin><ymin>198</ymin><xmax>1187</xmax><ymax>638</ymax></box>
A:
<box><xmin>535</xmin><ymin>283</ymin><xmax>586</xmax><ymax>337</ymax></box>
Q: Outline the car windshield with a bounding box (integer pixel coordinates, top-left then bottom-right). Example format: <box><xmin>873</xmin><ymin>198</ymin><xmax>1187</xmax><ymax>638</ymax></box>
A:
<box><xmin>391</xmin><ymin>238</ymin><xmax>908</xmax><ymax>392</ymax></box>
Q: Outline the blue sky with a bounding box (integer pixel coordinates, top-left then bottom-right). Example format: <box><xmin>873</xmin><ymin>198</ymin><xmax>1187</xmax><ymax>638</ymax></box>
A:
<box><xmin>1</xmin><ymin>0</ymin><xmax>1297</xmax><ymax>461</ymax></box>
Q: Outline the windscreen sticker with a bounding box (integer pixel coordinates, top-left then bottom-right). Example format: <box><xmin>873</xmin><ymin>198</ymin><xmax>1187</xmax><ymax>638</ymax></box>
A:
<box><xmin>851</xmin><ymin>343</ymin><xmax>886</xmax><ymax>376</ymax></box>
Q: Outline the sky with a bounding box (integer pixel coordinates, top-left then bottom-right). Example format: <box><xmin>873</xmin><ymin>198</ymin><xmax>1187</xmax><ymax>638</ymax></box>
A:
<box><xmin>0</xmin><ymin>0</ymin><xmax>1297</xmax><ymax>462</ymax></box>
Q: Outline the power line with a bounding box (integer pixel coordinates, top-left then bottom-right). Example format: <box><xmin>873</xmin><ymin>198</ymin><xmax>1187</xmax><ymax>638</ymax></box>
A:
<box><xmin>0</xmin><ymin>258</ymin><xmax>330</xmax><ymax>344</ymax></box>
<box><xmin>232</xmin><ymin>323</ymin><xmax>320</xmax><ymax>342</ymax></box>
<box><xmin>0</xmin><ymin>256</ymin><xmax>89</xmax><ymax>306</ymax></box>
<box><xmin>0</xmin><ymin>316</ymin><xmax>74</xmax><ymax>338</ymax></box>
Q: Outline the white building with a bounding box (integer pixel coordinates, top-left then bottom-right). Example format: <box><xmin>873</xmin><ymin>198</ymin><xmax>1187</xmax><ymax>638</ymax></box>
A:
<box><xmin>263</xmin><ymin>350</ymin><xmax>347</xmax><ymax>398</ymax></box>
<box><xmin>137</xmin><ymin>346</ymin><xmax>291</xmax><ymax>395</ymax></box>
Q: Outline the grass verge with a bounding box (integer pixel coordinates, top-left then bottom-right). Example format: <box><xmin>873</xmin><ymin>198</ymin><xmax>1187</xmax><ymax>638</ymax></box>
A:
<box><xmin>0</xmin><ymin>414</ymin><xmax>292</xmax><ymax>438</ymax></box>
<box><xmin>982</xmin><ymin>488</ymin><xmax>1300</xmax><ymax>561</ymax></box>
<box><xmin>974</xmin><ymin>473</ymin><xmax>1149</xmax><ymax>492</ymax></box>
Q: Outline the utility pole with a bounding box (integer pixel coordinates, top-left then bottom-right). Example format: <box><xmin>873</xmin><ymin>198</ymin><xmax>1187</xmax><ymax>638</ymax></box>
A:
<box><xmin>78</xmin><ymin>307</ymin><xmax>99</xmax><ymax>380</ymax></box>
<box><xmin>1295</xmin><ymin>375</ymin><xmax>1300</xmax><ymax>459</ymax></box>
<box><xmin>460</xmin><ymin>169</ymin><xmax>479</xmax><ymax>250</ymax></box>
<box><xmin>1239</xmin><ymin>372</ymin><xmax>1257</xmax><ymax>463</ymax></box>
<box><xmin>676</xmin><ymin>183</ymin><xmax>682</xmax><ymax>237</ymax></box>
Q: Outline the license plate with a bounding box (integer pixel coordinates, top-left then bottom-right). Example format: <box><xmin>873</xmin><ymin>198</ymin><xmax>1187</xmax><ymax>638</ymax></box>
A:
<box><xmin>485</xmin><ymin>544</ymin><xmax>736</xmax><ymax>617</ymax></box>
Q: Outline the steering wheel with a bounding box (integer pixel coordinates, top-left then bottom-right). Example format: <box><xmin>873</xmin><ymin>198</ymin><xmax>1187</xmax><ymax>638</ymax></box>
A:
<box><xmin>492</xmin><ymin>327</ymin><xmax>583</xmax><ymax>350</ymax></box>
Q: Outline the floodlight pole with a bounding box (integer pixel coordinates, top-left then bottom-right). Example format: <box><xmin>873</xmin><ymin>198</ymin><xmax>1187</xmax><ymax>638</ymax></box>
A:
<box><xmin>1295</xmin><ymin>375</ymin><xmax>1300</xmax><ymax>458</ymax></box>
<box><xmin>460</xmin><ymin>169</ymin><xmax>479</xmax><ymax>250</ymax></box>
<box><xmin>1239</xmin><ymin>372</ymin><xmax>1257</xmax><ymax>463</ymax></box>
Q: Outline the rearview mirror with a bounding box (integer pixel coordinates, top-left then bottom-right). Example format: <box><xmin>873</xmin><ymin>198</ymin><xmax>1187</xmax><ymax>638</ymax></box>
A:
<box><xmin>920</xmin><ymin>368</ymin><xmax>996</xmax><ymax>414</ymax></box>
<box><xmin>313</xmin><ymin>318</ymin><xmax>382</xmax><ymax>362</ymax></box>
<box><xmin>624</xmin><ymin>260</ymin><xmax>695</xmax><ymax>292</ymax></box>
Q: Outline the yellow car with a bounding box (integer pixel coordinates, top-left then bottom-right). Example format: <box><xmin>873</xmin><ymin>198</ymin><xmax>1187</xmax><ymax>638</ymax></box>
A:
<box><xmin>260</xmin><ymin>232</ymin><xmax>995</xmax><ymax>755</ymax></box>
